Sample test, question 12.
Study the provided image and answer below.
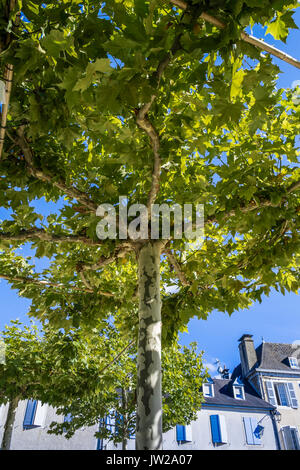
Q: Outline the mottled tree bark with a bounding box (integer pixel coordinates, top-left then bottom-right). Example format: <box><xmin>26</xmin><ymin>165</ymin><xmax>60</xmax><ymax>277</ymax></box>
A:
<box><xmin>1</xmin><ymin>397</ymin><xmax>19</xmax><ymax>450</ymax></box>
<box><xmin>136</xmin><ymin>241</ymin><xmax>162</xmax><ymax>450</ymax></box>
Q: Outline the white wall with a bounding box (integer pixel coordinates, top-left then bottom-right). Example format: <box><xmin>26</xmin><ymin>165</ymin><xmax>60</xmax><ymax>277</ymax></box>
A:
<box><xmin>0</xmin><ymin>400</ymin><xmax>99</xmax><ymax>450</ymax></box>
<box><xmin>0</xmin><ymin>400</ymin><xmax>277</xmax><ymax>450</ymax></box>
<box><xmin>104</xmin><ymin>407</ymin><xmax>277</xmax><ymax>451</ymax></box>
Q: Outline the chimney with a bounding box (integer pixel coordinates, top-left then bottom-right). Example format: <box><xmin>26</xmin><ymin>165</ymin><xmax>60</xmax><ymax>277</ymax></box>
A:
<box><xmin>238</xmin><ymin>334</ymin><xmax>257</xmax><ymax>377</ymax></box>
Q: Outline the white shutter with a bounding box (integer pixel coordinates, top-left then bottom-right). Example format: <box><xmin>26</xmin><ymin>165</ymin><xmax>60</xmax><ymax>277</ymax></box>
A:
<box><xmin>281</xmin><ymin>427</ymin><xmax>294</xmax><ymax>450</ymax></box>
<box><xmin>34</xmin><ymin>401</ymin><xmax>48</xmax><ymax>427</ymax></box>
<box><xmin>265</xmin><ymin>381</ymin><xmax>277</xmax><ymax>405</ymax></box>
<box><xmin>286</xmin><ymin>383</ymin><xmax>298</xmax><ymax>408</ymax></box>
<box><xmin>291</xmin><ymin>428</ymin><xmax>300</xmax><ymax>450</ymax></box>
<box><xmin>0</xmin><ymin>403</ymin><xmax>7</xmax><ymax>426</ymax></box>
<box><xmin>219</xmin><ymin>415</ymin><xmax>228</xmax><ymax>444</ymax></box>
<box><xmin>185</xmin><ymin>424</ymin><xmax>193</xmax><ymax>442</ymax></box>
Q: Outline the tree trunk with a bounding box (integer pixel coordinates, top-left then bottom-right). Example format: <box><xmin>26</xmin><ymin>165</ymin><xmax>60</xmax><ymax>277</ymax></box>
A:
<box><xmin>121</xmin><ymin>387</ymin><xmax>128</xmax><ymax>451</ymax></box>
<box><xmin>1</xmin><ymin>397</ymin><xmax>19</xmax><ymax>450</ymax></box>
<box><xmin>122</xmin><ymin>436</ymin><xmax>128</xmax><ymax>451</ymax></box>
<box><xmin>136</xmin><ymin>241</ymin><xmax>162</xmax><ymax>450</ymax></box>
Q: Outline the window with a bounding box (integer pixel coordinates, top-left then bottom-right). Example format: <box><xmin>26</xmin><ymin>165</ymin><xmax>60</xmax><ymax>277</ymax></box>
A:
<box><xmin>203</xmin><ymin>383</ymin><xmax>214</xmax><ymax>397</ymax></box>
<box><xmin>209</xmin><ymin>415</ymin><xmax>227</xmax><ymax>445</ymax></box>
<box><xmin>176</xmin><ymin>424</ymin><xmax>192</xmax><ymax>443</ymax></box>
<box><xmin>102</xmin><ymin>413</ymin><xmax>135</xmax><ymax>439</ymax></box>
<box><xmin>265</xmin><ymin>381</ymin><xmax>298</xmax><ymax>408</ymax></box>
<box><xmin>64</xmin><ymin>413</ymin><xmax>72</xmax><ymax>423</ymax></box>
<box><xmin>105</xmin><ymin>415</ymin><xmax>114</xmax><ymax>433</ymax></box>
<box><xmin>289</xmin><ymin>357</ymin><xmax>299</xmax><ymax>369</ymax></box>
<box><xmin>63</xmin><ymin>413</ymin><xmax>72</xmax><ymax>433</ymax></box>
<box><xmin>243</xmin><ymin>417</ymin><xmax>262</xmax><ymax>445</ymax></box>
<box><xmin>281</xmin><ymin>426</ymin><xmax>300</xmax><ymax>450</ymax></box>
<box><xmin>274</xmin><ymin>383</ymin><xmax>289</xmax><ymax>407</ymax></box>
<box><xmin>234</xmin><ymin>385</ymin><xmax>245</xmax><ymax>400</ymax></box>
<box><xmin>203</xmin><ymin>378</ymin><xmax>214</xmax><ymax>397</ymax></box>
<box><xmin>23</xmin><ymin>400</ymin><xmax>47</xmax><ymax>429</ymax></box>
<box><xmin>232</xmin><ymin>377</ymin><xmax>245</xmax><ymax>400</ymax></box>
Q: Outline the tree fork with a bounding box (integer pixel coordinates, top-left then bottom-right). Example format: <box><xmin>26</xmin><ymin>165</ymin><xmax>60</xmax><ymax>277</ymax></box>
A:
<box><xmin>136</xmin><ymin>241</ymin><xmax>163</xmax><ymax>450</ymax></box>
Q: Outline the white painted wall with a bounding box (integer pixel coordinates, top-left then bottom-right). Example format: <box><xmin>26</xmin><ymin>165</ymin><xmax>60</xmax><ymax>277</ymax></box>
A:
<box><xmin>0</xmin><ymin>400</ymin><xmax>277</xmax><ymax>450</ymax></box>
<box><xmin>0</xmin><ymin>400</ymin><xmax>99</xmax><ymax>450</ymax></box>
<box><xmin>104</xmin><ymin>406</ymin><xmax>277</xmax><ymax>451</ymax></box>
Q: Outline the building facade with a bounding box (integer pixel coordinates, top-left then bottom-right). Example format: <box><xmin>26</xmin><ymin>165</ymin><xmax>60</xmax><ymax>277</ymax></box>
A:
<box><xmin>0</xmin><ymin>376</ymin><xmax>278</xmax><ymax>450</ymax></box>
<box><xmin>233</xmin><ymin>334</ymin><xmax>300</xmax><ymax>450</ymax></box>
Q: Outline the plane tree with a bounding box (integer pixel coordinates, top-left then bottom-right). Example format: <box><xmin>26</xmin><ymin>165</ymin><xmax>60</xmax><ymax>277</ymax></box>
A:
<box><xmin>49</xmin><ymin>341</ymin><xmax>206</xmax><ymax>451</ymax></box>
<box><xmin>0</xmin><ymin>0</ymin><xmax>299</xmax><ymax>449</ymax></box>
<box><xmin>0</xmin><ymin>320</ymin><xmax>206</xmax><ymax>451</ymax></box>
<box><xmin>0</xmin><ymin>319</ymin><xmax>125</xmax><ymax>449</ymax></box>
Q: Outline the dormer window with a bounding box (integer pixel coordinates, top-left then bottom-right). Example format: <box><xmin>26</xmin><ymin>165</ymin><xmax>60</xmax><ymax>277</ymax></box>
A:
<box><xmin>289</xmin><ymin>357</ymin><xmax>299</xmax><ymax>369</ymax></box>
<box><xmin>203</xmin><ymin>377</ymin><xmax>214</xmax><ymax>397</ymax></box>
<box><xmin>234</xmin><ymin>385</ymin><xmax>245</xmax><ymax>400</ymax></box>
<box><xmin>233</xmin><ymin>377</ymin><xmax>245</xmax><ymax>400</ymax></box>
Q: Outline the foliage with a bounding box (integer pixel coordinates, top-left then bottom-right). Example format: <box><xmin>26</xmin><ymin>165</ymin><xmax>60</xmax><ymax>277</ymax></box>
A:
<box><xmin>48</xmin><ymin>341</ymin><xmax>207</xmax><ymax>443</ymax></box>
<box><xmin>0</xmin><ymin>319</ymin><xmax>125</xmax><ymax>406</ymax></box>
<box><xmin>0</xmin><ymin>1</ymin><xmax>299</xmax><ymax>446</ymax></box>
<box><xmin>0</xmin><ymin>1</ymin><xmax>298</xmax><ymax>342</ymax></box>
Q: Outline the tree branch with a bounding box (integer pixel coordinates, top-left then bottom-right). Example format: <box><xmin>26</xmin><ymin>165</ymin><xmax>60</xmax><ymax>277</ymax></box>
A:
<box><xmin>0</xmin><ymin>1</ymin><xmax>21</xmax><ymax>158</ymax></box>
<box><xmin>81</xmin><ymin>244</ymin><xmax>133</xmax><ymax>271</ymax></box>
<box><xmin>206</xmin><ymin>181</ymin><xmax>300</xmax><ymax>225</ymax></box>
<box><xmin>136</xmin><ymin>37</ymin><xmax>182</xmax><ymax>213</ymax></box>
<box><xmin>14</xmin><ymin>128</ymin><xmax>97</xmax><ymax>211</ymax></box>
<box><xmin>0</xmin><ymin>65</ymin><xmax>14</xmax><ymax>159</ymax></box>
<box><xmin>165</xmin><ymin>249</ymin><xmax>191</xmax><ymax>287</ymax></box>
<box><xmin>287</xmin><ymin>179</ymin><xmax>300</xmax><ymax>194</ymax></box>
<box><xmin>0</xmin><ymin>273</ymin><xmax>114</xmax><ymax>297</ymax></box>
<box><xmin>0</xmin><ymin>229</ymin><xmax>102</xmax><ymax>246</ymax></box>
<box><xmin>169</xmin><ymin>0</ymin><xmax>300</xmax><ymax>69</ymax></box>
<box><xmin>136</xmin><ymin>114</ymin><xmax>161</xmax><ymax>213</ymax></box>
<box><xmin>79</xmin><ymin>271</ymin><xmax>93</xmax><ymax>291</ymax></box>
<box><xmin>98</xmin><ymin>339</ymin><xmax>135</xmax><ymax>376</ymax></box>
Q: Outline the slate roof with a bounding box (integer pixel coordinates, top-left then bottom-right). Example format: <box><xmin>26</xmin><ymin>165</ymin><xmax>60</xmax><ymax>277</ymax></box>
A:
<box><xmin>232</xmin><ymin>341</ymin><xmax>300</xmax><ymax>378</ymax></box>
<box><xmin>258</xmin><ymin>342</ymin><xmax>300</xmax><ymax>372</ymax></box>
<box><xmin>203</xmin><ymin>378</ymin><xmax>275</xmax><ymax>410</ymax></box>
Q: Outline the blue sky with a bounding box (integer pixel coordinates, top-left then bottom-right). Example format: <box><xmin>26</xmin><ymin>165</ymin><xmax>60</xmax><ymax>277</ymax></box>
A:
<box><xmin>0</xmin><ymin>9</ymin><xmax>300</xmax><ymax>376</ymax></box>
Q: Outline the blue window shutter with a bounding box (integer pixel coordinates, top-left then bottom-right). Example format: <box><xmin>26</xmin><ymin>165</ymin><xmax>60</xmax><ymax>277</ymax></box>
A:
<box><xmin>97</xmin><ymin>418</ymin><xmax>105</xmax><ymax>450</ymax></box>
<box><xmin>115</xmin><ymin>413</ymin><xmax>123</xmax><ymax>435</ymax></box>
<box><xmin>176</xmin><ymin>425</ymin><xmax>186</xmax><ymax>442</ymax></box>
<box><xmin>210</xmin><ymin>415</ymin><xmax>221</xmax><ymax>443</ymax></box>
<box><xmin>250</xmin><ymin>418</ymin><xmax>261</xmax><ymax>445</ymax></box>
<box><xmin>23</xmin><ymin>399</ymin><xmax>37</xmax><ymax>428</ymax></box>
<box><xmin>96</xmin><ymin>437</ymin><xmax>103</xmax><ymax>450</ymax></box>
<box><xmin>243</xmin><ymin>417</ymin><xmax>254</xmax><ymax>445</ymax></box>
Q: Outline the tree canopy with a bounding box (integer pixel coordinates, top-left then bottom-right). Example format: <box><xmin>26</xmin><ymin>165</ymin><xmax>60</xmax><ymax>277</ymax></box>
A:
<box><xmin>0</xmin><ymin>0</ymin><xmax>299</xmax><ymax>449</ymax></box>
<box><xmin>49</xmin><ymin>341</ymin><xmax>206</xmax><ymax>449</ymax></box>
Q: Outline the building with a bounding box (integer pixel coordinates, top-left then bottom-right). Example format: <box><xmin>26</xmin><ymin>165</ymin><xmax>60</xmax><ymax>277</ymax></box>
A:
<box><xmin>1</xmin><ymin>333</ymin><xmax>299</xmax><ymax>450</ymax></box>
<box><xmin>233</xmin><ymin>334</ymin><xmax>300</xmax><ymax>450</ymax></box>
<box><xmin>0</xmin><ymin>376</ymin><xmax>278</xmax><ymax>450</ymax></box>
<box><xmin>0</xmin><ymin>400</ymin><xmax>99</xmax><ymax>450</ymax></box>
<box><xmin>160</xmin><ymin>377</ymin><xmax>278</xmax><ymax>450</ymax></box>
